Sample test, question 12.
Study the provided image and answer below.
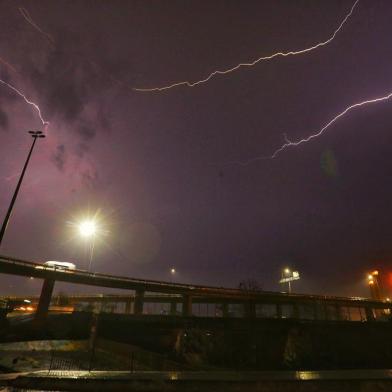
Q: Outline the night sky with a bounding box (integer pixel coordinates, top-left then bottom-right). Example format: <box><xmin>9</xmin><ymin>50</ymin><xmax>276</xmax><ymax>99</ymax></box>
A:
<box><xmin>1</xmin><ymin>0</ymin><xmax>392</xmax><ymax>297</ymax></box>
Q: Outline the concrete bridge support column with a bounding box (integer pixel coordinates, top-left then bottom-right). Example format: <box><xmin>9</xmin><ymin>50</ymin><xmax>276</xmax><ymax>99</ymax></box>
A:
<box><xmin>34</xmin><ymin>279</ymin><xmax>55</xmax><ymax>323</ymax></box>
<box><xmin>365</xmin><ymin>307</ymin><xmax>375</xmax><ymax>321</ymax></box>
<box><xmin>335</xmin><ymin>304</ymin><xmax>343</xmax><ymax>321</ymax></box>
<box><xmin>244</xmin><ymin>302</ymin><xmax>256</xmax><ymax>318</ymax></box>
<box><xmin>293</xmin><ymin>303</ymin><xmax>300</xmax><ymax>319</ymax></box>
<box><xmin>134</xmin><ymin>290</ymin><xmax>144</xmax><ymax>315</ymax></box>
<box><xmin>125</xmin><ymin>299</ymin><xmax>132</xmax><ymax>314</ymax></box>
<box><xmin>182</xmin><ymin>294</ymin><xmax>192</xmax><ymax>317</ymax></box>
<box><xmin>221</xmin><ymin>303</ymin><xmax>229</xmax><ymax>317</ymax></box>
<box><xmin>276</xmin><ymin>303</ymin><xmax>282</xmax><ymax>319</ymax></box>
<box><xmin>170</xmin><ymin>300</ymin><xmax>177</xmax><ymax>315</ymax></box>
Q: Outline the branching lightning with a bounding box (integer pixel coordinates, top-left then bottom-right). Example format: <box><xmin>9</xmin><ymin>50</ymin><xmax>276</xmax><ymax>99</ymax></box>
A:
<box><xmin>228</xmin><ymin>91</ymin><xmax>392</xmax><ymax>166</ymax></box>
<box><xmin>0</xmin><ymin>79</ymin><xmax>49</xmax><ymax>129</ymax></box>
<box><xmin>134</xmin><ymin>0</ymin><xmax>359</xmax><ymax>92</ymax></box>
<box><xmin>0</xmin><ymin>57</ymin><xmax>18</xmax><ymax>74</ymax></box>
<box><xmin>19</xmin><ymin>7</ymin><xmax>55</xmax><ymax>46</ymax></box>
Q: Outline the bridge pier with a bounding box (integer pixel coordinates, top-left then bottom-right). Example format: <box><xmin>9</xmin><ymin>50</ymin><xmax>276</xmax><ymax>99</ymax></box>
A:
<box><xmin>365</xmin><ymin>307</ymin><xmax>375</xmax><ymax>321</ymax></box>
<box><xmin>182</xmin><ymin>294</ymin><xmax>192</xmax><ymax>317</ymax></box>
<box><xmin>170</xmin><ymin>300</ymin><xmax>177</xmax><ymax>315</ymax></box>
<box><xmin>221</xmin><ymin>303</ymin><xmax>229</xmax><ymax>317</ymax></box>
<box><xmin>276</xmin><ymin>303</ymin><xmax>282</xmax><ymax>318</ymax></box>
<box><xmin>244</xmin><ymin>302</ymin><xmax>256</xmax><ymax>318</ymax></box>
<box><xmin>125</xmin><ymin>298</ymin><xmax>132</xmax><ymax>314</ymax></box>
<box><xmin>293</xmin><ymin>303</ymin><xmax>300</xmax><ymax>319</ymax></box>
<box><xmin>134</xmin><ymin>289</ymin><xmax>144</xmax><ymax>315</ymax></box>
<box><xmin>335</xmin><ymin>304</ymin><xmax>343</xmax><ymax>321</ymax></box>
<box><xmin>34</xmin><ymin>279</ymin><xmax>55</xmax><ymax>323</ymax></box>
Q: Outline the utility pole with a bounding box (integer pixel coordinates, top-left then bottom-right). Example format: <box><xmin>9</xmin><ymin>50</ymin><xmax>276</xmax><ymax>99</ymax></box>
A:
<box><xmin>0</xmin><ymin>131</ymin><xmax>45</xmax><ymax>247</ymax></box>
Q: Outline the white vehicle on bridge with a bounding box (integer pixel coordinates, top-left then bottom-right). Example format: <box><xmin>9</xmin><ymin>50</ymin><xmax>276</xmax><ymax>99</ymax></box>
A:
<box><xmin>35</xmin><ymin>261</ymin><xmax>76</xmax><ymax>271</ymax></box>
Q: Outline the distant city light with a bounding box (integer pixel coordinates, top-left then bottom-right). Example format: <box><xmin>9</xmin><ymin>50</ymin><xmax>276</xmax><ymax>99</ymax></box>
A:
<box><xmin>170</xmin><ymin>268</ymin><xmax>176</xmax><ymax>274</ymax></box>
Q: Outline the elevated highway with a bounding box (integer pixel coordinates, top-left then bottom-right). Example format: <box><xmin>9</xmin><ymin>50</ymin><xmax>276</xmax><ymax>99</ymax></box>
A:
<box><xmin>1</xmin><ymin>254</ymin><xmax>391</xmax><ymax>322</ymax></box>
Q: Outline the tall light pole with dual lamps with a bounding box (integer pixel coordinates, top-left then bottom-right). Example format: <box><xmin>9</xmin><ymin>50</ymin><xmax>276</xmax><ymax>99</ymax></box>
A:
<box><xmin>0</xmin><ymin>130</ymin><xmax>46</xmax><ymax>247</ymax></box>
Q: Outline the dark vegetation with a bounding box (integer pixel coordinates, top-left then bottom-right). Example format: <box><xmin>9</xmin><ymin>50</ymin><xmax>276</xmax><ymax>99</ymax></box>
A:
<box><xmin>1</xmin><ymin>312</ymin><xmax>392</xmax><ymax>370</ymax></box>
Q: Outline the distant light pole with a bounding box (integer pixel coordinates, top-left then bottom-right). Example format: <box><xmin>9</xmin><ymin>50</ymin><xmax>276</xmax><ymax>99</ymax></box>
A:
<box><xmin>367</xmin><ymin>270</ymin><xmax>382</xmax><ymax>300</ymax></box>
<box><xmin>279</xmin><ymin>267</ymin><xmax>300</xmax><ymax>294</ymax></box>
<box><xmin>169</xmin><ymin>267</ymin><xmax>176</xmax><ymax>282</ymax></box>
<box><xmin>0</xmin><ymin>131</ymin><xmax>45</xmax><ymax>247</ymax></box>
<box><xmin>284</xmin><ymin>268</ymin><xmax>292</xmax><ymax>294</ymax></box>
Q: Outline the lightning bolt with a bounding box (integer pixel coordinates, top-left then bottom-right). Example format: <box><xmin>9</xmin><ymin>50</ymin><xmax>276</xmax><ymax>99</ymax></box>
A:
<box><xmin>0</xmin><ymin>57</ymin><xmax>18</xmax><ymax>74</ymax></box>
<box><xmin>134</xmin><ymin>0</ymin><xmax>359</xmax><ymax>92</ymax></box>
<box><xmin>227</xmin><ymin>91</ymin><xmax>392</xmax><ymax>166</ymax></box>
<box><xmin>0</xmin><ymin>79</ymin><xmax>49</xmax><ymax>129</ymax></box>
<box><xmin>19</xmin><ymin>7</ymin><xmax>55</xmax><ymax>46</ymax></box>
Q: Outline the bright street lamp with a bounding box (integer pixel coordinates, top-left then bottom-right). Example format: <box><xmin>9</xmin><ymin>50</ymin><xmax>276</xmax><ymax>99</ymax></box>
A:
<box><xmin>79</xmin><ymin>220</ymin><xmax>97</xmax><ymax>238</ymax></box>
<box><xmin>367</xmin><ymin>270</ymin><xmax>381</xmax><ymax>300</ymax></box>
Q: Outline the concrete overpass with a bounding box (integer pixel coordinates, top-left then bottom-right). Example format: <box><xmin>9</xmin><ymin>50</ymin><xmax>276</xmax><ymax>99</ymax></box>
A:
<box><xmin>1</xmin><ymin>254</ymin><xmax>391</xmax><ymax>322</ymax></box>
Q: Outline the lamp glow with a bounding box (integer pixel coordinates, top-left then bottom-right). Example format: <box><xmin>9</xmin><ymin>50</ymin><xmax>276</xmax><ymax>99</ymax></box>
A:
<box><xmin>79</xmin><ymin>221</ymin><xmax>97</xmax><ymax>237</ymax></box>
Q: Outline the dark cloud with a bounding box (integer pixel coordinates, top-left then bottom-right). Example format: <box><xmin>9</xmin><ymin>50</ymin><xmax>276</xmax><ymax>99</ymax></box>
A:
<box><xmin>81</xmin><ymin>168</ymin><xmax>99</xmax><ymax>189</ymax></box>
<box><xmin>51</xmin><ymin>144</ymin><xmax>66</xmax><ymax>171</ymax></box>
<box><xmin>2</xmin><ymin>1</ymin><xmax>392</xmax><ymax>297</ymax></box>
<box><xmin>75</xmin><ymin>142</ymin><xmax>89</xmax><ymax>158</ymax></box>
<box><xmin>97</xmin><ymin>107</ymin><xmax>112</xmax><ymax>131</ymax></box>
<box><xmin>78</xmin><ymin>124</ymin><xmax>95</xmax><ymax>141</ymax></box>
<box><xmin>0</xmin><ymin>67</ymin><xmax>12</xmax><ymax>84</ymax></box>
<box><xmin>0</xmin><ymin>109</ymin><xmax>8</xmax><ymax>130</ymax></box>
<box><xmin>320</xmin><ymin>149</ymin><xmax>339</xmax><ymax>178</ymax></box>
<box><xmin>25</xmin><ymin>27</ymin><xmax>111</xmax><ymax>145</ymax></box>
<box><xmin>29</xmin><ymin>43</ymin><xmax>88</xmax><ymax>123</ymax></box>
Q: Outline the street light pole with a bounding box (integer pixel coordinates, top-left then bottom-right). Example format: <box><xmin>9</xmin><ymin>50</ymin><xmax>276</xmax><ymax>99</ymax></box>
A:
<box><xmin>78</xmin><ymin>220</ymin><xmax>98</xmax><ymax>272</ymax></box>
<box><xmin>0</xmin><ymin>131</ymin><xmax>46</xmax><ymax>247</ymax></box>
